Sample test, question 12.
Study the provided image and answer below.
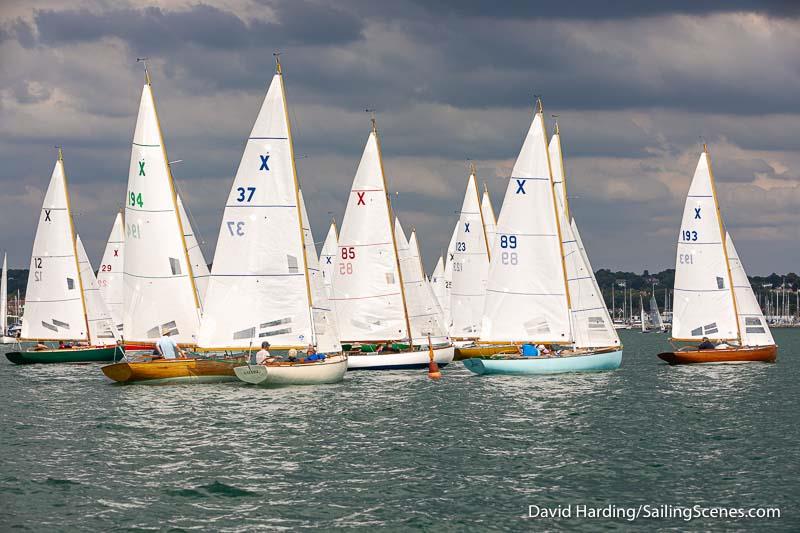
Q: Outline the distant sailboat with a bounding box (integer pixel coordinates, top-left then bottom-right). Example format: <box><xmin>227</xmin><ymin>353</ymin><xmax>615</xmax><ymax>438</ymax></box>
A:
<box><xmin>102</xmin><ymin>66</ymin><xmax>208</xmax><ymax>383</ymax></box>
<box><xmin>7</xmin><ymin>150</ymin><xmax>122</xmax><ymax>364</ymax></box>
<box><xmin>97</xmin><ymin>212</ymin><xmax>124</xmax><ymax>333</ymax></box>
<box><xmin>429</xmin><ymin>255</ymin><xmax>446</xmax><ymax>310</ymax></box>
<box><xmin>463</xmin><ymin>102</ymin><xmax>621</xmax><ymax>375</ymax></box>
<box><xmin>649</xmin><ymin>292</ymin><xmax>666</xmax><ymax>332</ymax></box>
<box><xmin>1</xmin><ymin>252</ymin><xmax>15</xmax><ymax>343</ymax></box>
<box><xmin>319</xmin><ymin>220</ymin><xmax>338</xmax><ymax>298</ymax></box>
<box><xmin>441</xmin><ymin>224</ymin><xmax>458</xmax><ymax>331</ymax></box>
<box><xmin>331</xmin><ymin>117</ymin><xmax>453</xmax><ymax>370</ymax></box>
<box><xmin>450</xmin><ymin>165</ymin><xmax>492</xmax><ymax>352</ymax></box>
<box><xmin>639</xmin><ymin>294</ymin><xmax>650</xmax><ymax>333</ymax></box>
<box><xmin>657</xmin><ymin>147</ymin><xmax>777</xmax><ymax>364</ymax></box>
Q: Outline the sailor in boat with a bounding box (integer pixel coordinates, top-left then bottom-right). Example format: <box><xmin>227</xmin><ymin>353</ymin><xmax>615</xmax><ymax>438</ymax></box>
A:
<box><xmin>305</xmin><ymin>345</ymin><xmax>326</xmax><ymax>362</ymax></box>
<box><xmin>519</xmin><ymin>343</ymin><xmax>539</xmax><ymax>357</ymax></box>
<box><xmin>697</xmin><ymin>337</ymin><xmax>715</xmax><ymax>350</ymax></box>
<box><xmin>287</xmin><ymin>348</ymin><xmax>298</xmax><ymax>362</ymax></box>
<box><xmin>156</xmin><ymin>330</ymin><xmax>186</xmax><ymax>360</ymax></box>
<box><xmin>253</xmin><ymin>341</ymin><xmax>273</xmax><ymax>365</ymax></box>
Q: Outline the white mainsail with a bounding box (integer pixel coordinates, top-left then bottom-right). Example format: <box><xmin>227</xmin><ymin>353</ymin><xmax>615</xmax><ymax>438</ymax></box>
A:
<box><xmin>299</xmin><ymin>190</ymin><xmax>342</xmax><ymax>353</ymax></box>
<box><xmin>1</xmin><ymin>252</ymin><xmax>7</xmax><ymax>334</ymax></box>
<box><xmin>450</xmin><ymin>171</ymin><xmax>491</xmax><ymax>339</ymax></box>
<box><xmin>480</xmin><ymin>106</ymin><xmax>571</xmax><ymax>343</ymax></box>
<box><xmin>123</xmin><ymin>75</ymin><xmax>201</xmax><ymax>344</ymax></box>
<box><xmin>97</xmin><ymin>212</ymin><xmax>124</xmax><ymax>331</ymax></box>
<box><xmin>481</xmin><ymin>185</ymin><xmax>497</xmax><ymax>249</ymax></box>
<box><xmin>395</xmin><ymin>220</ymin><xmax>446</xmax><ymax>342</ymax></box>
<box><xmin>198</xmin><ymin>68</ymin><xmax>313</xmax><ymax>349</ymax></box>
<box><xmin>177</xmin><ymin>195</ymin><xmax>210</xmax><ymax>308</ymax></box>
<box><xmin>430</xmin><ymin>255</ymin><xmax>445</xmax><ymax>310</ymax></box>
<box><xmin>21</xmin><ymin>154</ymin><xmax>88</xmax><ymax>342</ymax></box>
<box><xmin>410</xmin><ymin>230</ymin><xmax>446</xmax><ymax>328</ymax></box>
<box><xmin>319</xmin><ymin>221</ymin><xmax>338</xmax><ymax>298</ymax></box>
<box><xmin>331</xmin><ymin>124</ymin><xmax>410</xmax><ymax>343</ymax></box>
<box><xmin>726</xmin><ymin>232</ymin><xmax>774</xmax><ymax>347</ymax></box>
<box><xmin>649</xmin><ymin>293</ymin><xmax>664</xmax><ymax>331</ymax></box>
<box><xmin>76</xmin><ymin>235</ymin><xmax>118</xmax><ymax>345</ymax></box>
<box><xmin>671</xmin><ymin>150</ymin><xmax>739</xmax><ymax>342</ymax></box>
<box><xmin>640</xmin><ymin>294</ymin><xmax>648</xmax><ymax>332</ymax></box>
<box><xmin>441</xmin><ymin>223</ymin><xmax>458</xmax><ymax>331</ymax></box>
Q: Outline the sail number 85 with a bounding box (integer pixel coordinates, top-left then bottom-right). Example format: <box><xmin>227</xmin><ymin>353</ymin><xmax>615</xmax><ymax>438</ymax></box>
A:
<box><xmin>339</xmin><ymin>247</ymin><xmax>355</xmax><ymax>275</ymax></box>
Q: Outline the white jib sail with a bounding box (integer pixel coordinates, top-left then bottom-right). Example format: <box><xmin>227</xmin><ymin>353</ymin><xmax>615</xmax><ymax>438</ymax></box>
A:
<box><xmin>395</xmin><ymin>220</ymin><xmax>446</xmax><ymax>343</ymax></box>
<box><xmin>410</xmin><ymin>230</ymin><xmax>447</xmax><ymax>342</ymax></box>
<box><xmin>481</xmin><ymin>187</ymin><xmax>497</xmax><ymax>249</ymax></box>
<box><xmin>726</xmin><ymin>232</ymin><xmax>774</xmax><ymax>346</ymax></box>
<box><xmin>550</xmin><ymin>127</ymin><xmax>618</xmax><ymax>348</ymax></box>
<box><xmin>97</xmin><ymin>212</ymin><xmax>124</xmax><ymax>331</ymax></box>
<box><xmin>177</xmin><ymin>195</ymin><xmax>210</xmax><ymax>309</ymax></box>
<box><xmin>571</xmin><ymin>221</ymin><xmax>619</xmax><ymax>348</ymax></box>
<box><xmin>441</xmin><ymin>223</ymin><xmax>458</xmax><ymax>332</ymax></box>
<box><xmin>198</xmin><ymin>72</ymin><xmax>312</xmax><ymax>349</ymax></box>
<box><xmin>21</xmin><ymin>156</ymin><xmax>87</xmax><ymax>341</ymax></box>
<box><xmin>123</xmin><ymin>81</ymin><xmax>200</xmax><ymax>344</ymax></box>
<box><xmin>299</xmin><ymin>190</ymin><xmax>342</xmax><ymax>354</ymax></box>
<box><xmin>76</xmin><ymin>235</ymin><xmax>118</xmax><ymax>345</ymax></box>
<box><xmin>480</xmin><ymin>109</ymin><xmax>571</xmax><ymax>343</ymax></box>
<box><xmin>331</xmin><ymin>128</ymin><xmax>409</xmax><ymax>342</ymax></box>
<box><xmin>319</xmin><ymin>221</ymin><xmax>338</xmax><ymax>299</ymax></box>
<box><xmin>450</xmin><ymin>172</ymin><xmax>491</xmax><ymax>339</ymax></box>
<box><xmin>649</xmin><ymin>293</ymin><xmax>664</xmax><ymax>330</ymax></box>
<box><xmin>1</xmin><ymin>252</ymin><xmax>7</xmax><ymax>334</ymax></box>
<box><xmin>671</xmin><ymin>151</ymin><xmax>739</xmax><ymax>342</ymax></box>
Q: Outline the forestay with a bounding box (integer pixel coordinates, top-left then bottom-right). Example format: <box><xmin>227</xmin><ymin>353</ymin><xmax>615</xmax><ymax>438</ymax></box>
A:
<box><xmin>76</xmin><ymin>235</ymin><xmax>118</xmax><ymax>345</ymax></box>
<box><xmin>319</xmin><ymin>221</ymin><xmax>338</xmax><ymax>299</ymax></box>
<box><xmin>21</xmin><ymin>156</ymin><xmax>87</xmax><ymax>341</ymax></box>
<box><xmin>198</xmin><ymin>71</ymin><xmax>312</xmax><ymax>349</ymax></box>
<box><xmin>97</xmin><ymin>212</ymin><xmax>124</xmax><ymax>331</ymax></box>
<box><xmin>671</xmin><ymin>151</ymin><xmax>739</xmax><ymax>342</ymax></box>
<box><xmin>450</xmin><ymin>172</ymin><xmax>491</xmax><ymax>338</ymax></box>
<box><xmin>331</xmin><ymin>128</ymin><xmax>409</xmax><ymax>342</ymax></box>
<box><xmin>299</xmin><ymin>190</ymin><xmax>342</xmax><ymax>354</ymax></box>
<box><xmin>123</xmin><ymin>80</ymin><xmax>200</xmax><ymax>344</ymax></box>
<box><xmin>480</xmin><ymin>109</ymin><xmax>571</xmax><ymax>343</ymax></box>
<box><xmin>177</xmin><ymin>195</ymin><xmax>210</xmax><ymax>309</ymax></box>
<box><xmin>726</xmin><ymin>232</ymin><xmax>774</xmax><ymax>347</ymax></box>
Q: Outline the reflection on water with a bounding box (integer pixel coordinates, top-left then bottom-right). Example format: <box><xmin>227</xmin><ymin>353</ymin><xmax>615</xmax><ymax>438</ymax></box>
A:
<box><xmin>1</xmin><ymin>330</ymin><xmax>798</xmax><ymax>531</ymax></box>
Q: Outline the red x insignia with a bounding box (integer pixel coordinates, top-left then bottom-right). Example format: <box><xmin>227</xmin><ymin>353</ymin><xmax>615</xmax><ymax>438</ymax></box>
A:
<box><xmin>357</xmin><ymin>192</ymin><xmax>366</xmax><ymax>205</ymax></box>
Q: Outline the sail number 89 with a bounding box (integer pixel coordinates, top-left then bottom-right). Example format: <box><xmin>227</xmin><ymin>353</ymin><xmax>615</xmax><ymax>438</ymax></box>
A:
<box><xmin>500</xmin><ymin>235</ymin><xmax>517</xmax><ymax>248</ymax></box>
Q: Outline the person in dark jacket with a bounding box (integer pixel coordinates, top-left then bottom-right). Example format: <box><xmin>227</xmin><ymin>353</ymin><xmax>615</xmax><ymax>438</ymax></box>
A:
<box><xmin>698</xmin><ymin>337</ymin><xmax>715</xmax><ymax>350</ymax></box>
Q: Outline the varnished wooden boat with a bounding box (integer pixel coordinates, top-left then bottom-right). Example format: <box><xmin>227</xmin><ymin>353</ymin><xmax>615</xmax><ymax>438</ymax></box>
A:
<box><xmin>101</xmin><ymin>357</ymin><xmax>243</xmax><ymax>384</ymax></box>
<box><xmin>657</xmin><ymin>345</ymin><xmax>777</xmax><ymax>365</ymax></box>
<box><xmin>454</xmin><ymin>344</ymin><xmax>518</xmax><ymax>360</ymax></box>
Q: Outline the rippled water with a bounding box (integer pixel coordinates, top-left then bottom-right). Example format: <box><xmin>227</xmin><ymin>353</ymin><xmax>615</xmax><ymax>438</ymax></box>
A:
<box><xmin>2</xmin><ymin>330</ymin><xmax>799</xmax><ymax>531</ymax></box>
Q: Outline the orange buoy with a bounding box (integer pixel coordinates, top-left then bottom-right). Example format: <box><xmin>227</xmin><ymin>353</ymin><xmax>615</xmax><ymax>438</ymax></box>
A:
<box><xmin>427</xmin><ymin>336</ymin><xmax>441</xmax><ymax>380</ymax></box>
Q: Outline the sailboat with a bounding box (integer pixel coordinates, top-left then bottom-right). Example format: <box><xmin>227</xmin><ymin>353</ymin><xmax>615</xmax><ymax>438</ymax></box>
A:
<box><xmin>441</xmin><ymin>224</ymin><xmax>458</xmax><ymax>331</ymax></box>
<box><xmin>97</xmin><ymin>212</ymin><xmax>124</xmax><ymax>334</ymax></box>
<box><xmin>449</xmin><ymin>165</ymin><xmax>492</xmax><ymax>357</ymax></box>
<box><xmin>657</xmin><ymin>147</ymin><xmax>777</xmax><ymax>364</ymax></box>
<box><xmin>102</xmin><ymin>66</ymin><xmax>210</xmax><ymax>383</ymax></box>
<box><xmin>320</xmin><ymin>220</ymin><xmax>338</xmax><ymax>299</ymax></box>
<box><xmin>7</xmin><ymin>150</ymin><xmax>123</xmax><ymax>364</ymax></box>
<box><xmin>649</xmin><ymin>292</ymin><xmax>666</xmax><ymax>332</ymax></box>
<box><xmin>189</xmin><ymin>58</ymin><xmax>345</xmax><ymax>386</ymax></box>
<box><xmin>1</xmin><ymin>252</ymin><xmax>16</xmax><ymax>343</ymax></box>
<box><xmin>429</xmin><ymin>255</ymin><xmax>446</xmax><ymax>310</ymax></box>
<box><xmin>463</xmin><ymin>102</ymin><xmax>621</xmax><ymax>375</ymax></box>
<box><xmin>331</xmin><ymin>117</ymin><xmax>454</xmax><ymax>370</ymax></box>
<box><xmin>408</xmin><ymin>229</ymin><xmax>446</xmax><ymax>327</ymax></box>
<box><xmin>639</xmin><ymin>294</ymin><xmax>651</xmax><ymax>333</ymax></box>
<box><xmin>481</xmin><ymin>183</ymin><xmax>497</xmax><ymax>250</ymax></box>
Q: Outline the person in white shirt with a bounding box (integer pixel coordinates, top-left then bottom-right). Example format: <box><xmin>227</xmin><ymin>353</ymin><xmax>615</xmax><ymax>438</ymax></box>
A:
<box><xmin>255</xmin><ymin>341</ymin><xmax>271</xmax><ymax>364</ymax></box>
<box><xmin>156</xmin><ymin>330</ymin><xmax>185</xmax><ymax>360</ymax></box>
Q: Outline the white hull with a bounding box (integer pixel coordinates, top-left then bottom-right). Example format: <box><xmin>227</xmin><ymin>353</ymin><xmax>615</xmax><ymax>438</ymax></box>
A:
<box><xmin>234</xmin><ymin>354</ymin><xmax>347</xmax><ymax>386</ymax></box>
<box><xmin>1</xmin><ymin>336</ymin><xmax>18</xmax><ymax>344</ymax></box>
<box><xmin>347</xmin><ymin>346</ymin><xmax>454</xmax><ymax>370</ymax></box>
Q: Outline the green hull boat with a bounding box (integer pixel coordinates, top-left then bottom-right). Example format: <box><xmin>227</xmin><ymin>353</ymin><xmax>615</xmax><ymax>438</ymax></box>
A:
<box><xmin>6</xmin><ymin>346</ymin><xmax>124</xmax><ymax>365</ymax></box>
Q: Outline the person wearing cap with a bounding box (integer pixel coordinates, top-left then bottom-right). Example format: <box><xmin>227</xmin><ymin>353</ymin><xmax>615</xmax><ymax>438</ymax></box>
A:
<box><xmin>255</xmin><ymin>341</ymin><xmax>271</xmax><ymax>365</ymax></box>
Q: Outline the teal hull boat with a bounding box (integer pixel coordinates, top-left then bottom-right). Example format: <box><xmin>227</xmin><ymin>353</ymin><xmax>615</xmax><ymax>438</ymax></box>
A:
<box><xmin>6</xmin><ymin>346</ymin><xmax>124</xmax><ymax>365</ymax></box>
<box><xmin>462</xmin><ymin>349</ymin><xmax>622</xmax><ymax>375</ymax></box>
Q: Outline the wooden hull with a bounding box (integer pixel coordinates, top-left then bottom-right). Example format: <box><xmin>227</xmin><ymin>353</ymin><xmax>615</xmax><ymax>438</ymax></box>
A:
<box><xmin>454</xmin><ymin>344</ymin><xmax>517</xmax><ymax>360</ymax></box>
<box><xmin>463</xmin><ymin>349</ymin><xmax>623</xmax><ymax>375</ymax></box>
<box><xmin>101</xmin><ymin>358</ymin><xmax>242</xmax><ymax>384</ymax></box>
<box><xmin>234</xmin><ymin>354</ymin><xmax>347</xmax><ymax>386</ymax></box>
<box><xmin>657</xmin><ymin>345</ymin><xmax>777</xmax><ymax>365</ymax></box>
<box><xmin>6</xmin><ymin>346</ymin><xmax>123</xmax><ymax>365</ymax></box>
<box><xmin>347</xmin><ymin>346</ymin><xmax>454</xmax><ymax>370</ymax></box>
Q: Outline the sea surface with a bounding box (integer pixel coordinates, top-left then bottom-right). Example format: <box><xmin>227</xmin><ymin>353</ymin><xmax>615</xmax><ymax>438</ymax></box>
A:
<box><xmin>1</xmin><ymin>330</ymin><xmax>798</xmax><ymax>532</ymax></box>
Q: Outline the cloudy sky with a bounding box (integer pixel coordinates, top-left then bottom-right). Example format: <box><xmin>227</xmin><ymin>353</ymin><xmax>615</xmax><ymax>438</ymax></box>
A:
<box><xmin>1</xmin><ymin>0</ymin><xmax>799</xmax><ymax>275</ymax></box>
